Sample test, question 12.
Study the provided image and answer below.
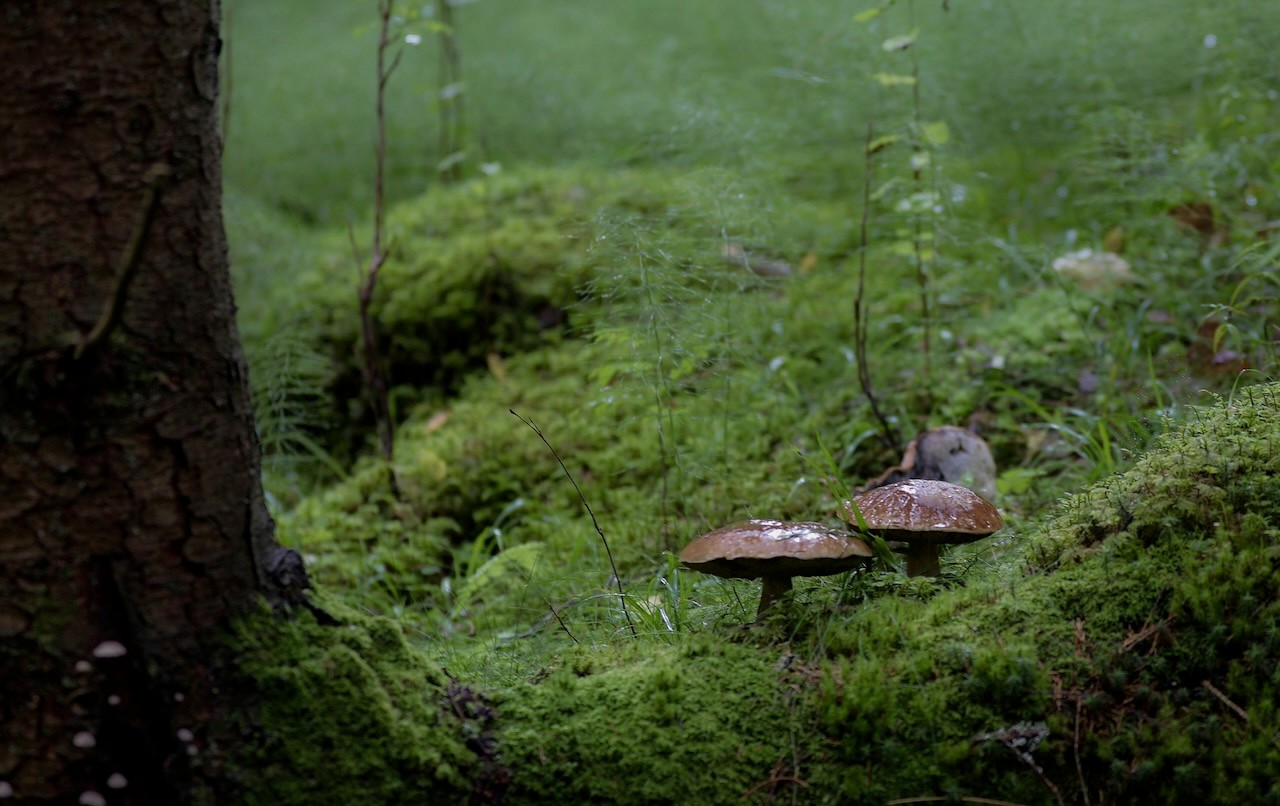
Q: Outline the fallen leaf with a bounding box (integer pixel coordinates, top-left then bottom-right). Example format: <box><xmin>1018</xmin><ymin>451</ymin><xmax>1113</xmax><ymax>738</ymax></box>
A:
<box><xmin>424</xmin><ymin>410</ymin><xmax>451</xmax><ymax>434</ymax></box>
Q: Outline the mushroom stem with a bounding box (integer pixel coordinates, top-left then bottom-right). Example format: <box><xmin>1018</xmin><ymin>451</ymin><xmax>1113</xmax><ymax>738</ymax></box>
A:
<box><xmin>757</xmin><ymin>576</ymin><xmax>793</xmax><ymax>619</ymax></box>
<box><xmin>904</xmin><ymin>543</ymin><xmax>941</xmax><ymax>577</ymax></box>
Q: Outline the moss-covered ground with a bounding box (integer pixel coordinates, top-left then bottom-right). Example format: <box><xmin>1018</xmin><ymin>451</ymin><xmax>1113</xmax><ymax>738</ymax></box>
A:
<box><xmin>221</xmin><ymin>0</ymin><xmax>1280</xmax><ymax>801</ymax></box>
<box><xmin>235</xmin><ymin>384</ymin><xmax>1280</xmax><ymax>803</ymax></box>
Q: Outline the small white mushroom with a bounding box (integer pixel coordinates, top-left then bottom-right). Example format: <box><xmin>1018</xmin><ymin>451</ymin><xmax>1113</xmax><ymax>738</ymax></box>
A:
<box><xmin>92</xmin><ymin>641</ymin><xmax>127</xmax><ymax>659</ymax></box>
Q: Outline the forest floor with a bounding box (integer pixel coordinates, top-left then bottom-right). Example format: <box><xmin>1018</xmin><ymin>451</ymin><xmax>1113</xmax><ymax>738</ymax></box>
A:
<box><xmin>222</xmin><ymin>1</ymin><xmax>1280</xmax><ymax>802</ymax></box>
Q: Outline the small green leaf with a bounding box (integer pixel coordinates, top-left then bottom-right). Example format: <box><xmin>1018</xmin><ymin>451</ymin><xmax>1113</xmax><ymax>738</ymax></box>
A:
<box><xmin>921</xmin><ymin>120</ymin><xmax>951</xmax><ymax>146</ymax></box>
<box><xmin>856</xmin><ymin>0</ymin><xmax>900</xmax><ymax>23</ymax></box>
<box><xmin>997</xmin><ymin>467</ymin><xmax>1044</xmax><ymax>496</ymax></box>
<box><xmin>873</xmin><ymin>72</ymin><xmax>917</xmax><ymax>87</ymax></box>
<box><xmin>870</xmin><ymin>178</ymin><xmax>902</xmax><ymax>202</ymax></box>
<box><xmin>910</xmin><ymin>151</ymin><xmax>930</xmax><ymax>171</ymax></box>
<box><xmin>881</xmin><ymin>29</ymin><xmax>918</xmax><ymax>52</ymax></box>
<box><xmin>867</xmin><ymin>134</ymin><xmax>902</xmax><ymax>155</ymax></box>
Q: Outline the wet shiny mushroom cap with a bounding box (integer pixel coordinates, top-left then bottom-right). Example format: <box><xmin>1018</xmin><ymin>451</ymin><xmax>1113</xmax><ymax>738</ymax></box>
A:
<box><xmin>679</xmin><ymin>519</ymin><xmax>873</xmax><ymax>578</ymax></box>
<box><xmin>843</xmin><ymin>478</ymin><xmax>1003</xmax><ymax>543</ymax></box>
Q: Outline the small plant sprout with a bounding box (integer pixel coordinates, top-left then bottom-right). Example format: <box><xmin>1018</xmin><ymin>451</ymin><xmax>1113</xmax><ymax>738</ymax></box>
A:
<box><xmin>678</xmin><ymin>520</ymin><xmax>874</xmax><ymax>619</ymax></box>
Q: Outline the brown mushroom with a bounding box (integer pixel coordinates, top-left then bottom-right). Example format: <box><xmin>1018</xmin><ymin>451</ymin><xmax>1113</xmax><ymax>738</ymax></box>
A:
<box><xmin>840</xmin><ymin>479</ymin><xmax>1003</xmax><ymax>577</ymax></box>
<box><xmin>679</xmin><ymin>520</ymin><xmax>873</xmax><ymax>619</ymax></box>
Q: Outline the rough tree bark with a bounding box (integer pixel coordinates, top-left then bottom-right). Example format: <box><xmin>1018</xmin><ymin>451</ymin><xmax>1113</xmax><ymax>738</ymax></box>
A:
<box><xmin>0</xmin><ymin>2</ymin><xmax>307</xmax><ymax>801</ymax></box>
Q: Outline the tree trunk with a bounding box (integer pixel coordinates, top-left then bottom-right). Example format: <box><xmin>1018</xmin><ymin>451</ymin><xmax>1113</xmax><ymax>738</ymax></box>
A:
<box><xmin>0</xmin><ymin>2</ymin><xmax>304</xmax><ymax>801</ymax></box>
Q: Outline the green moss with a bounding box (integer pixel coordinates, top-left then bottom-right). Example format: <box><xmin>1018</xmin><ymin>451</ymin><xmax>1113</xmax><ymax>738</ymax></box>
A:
<box><xmin>483</xmin><ymin>385</ymin><xmax>1280</xmax><ymax>804</ymax></box>
<box><xmin>230</xmin><ymin>600</ymin><xmax>476</xmax><ymax>803</ymax></box>
<box><xmin>496</xmin><ymin>640</ymin><xmax>804</xmax><ymax>803</ymax></box>
<box><xmin>252</xmin><ymin>164</ymin><xmax>789</xmax><ymax>438</ymax></box>
<box><xmin>231</xmin><ymin>126</ymin><xmax>1280</xmax><ymax>806</ymax></box>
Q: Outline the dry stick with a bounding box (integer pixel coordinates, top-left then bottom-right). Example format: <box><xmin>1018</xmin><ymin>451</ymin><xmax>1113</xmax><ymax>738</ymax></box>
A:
<box><xmin>540</xmin><ymin>599</ymin><xmax>580</xmax><ymax>644</ymax></box>
<box><xmin>504</xmin><ymin>598</ymin><xmax>583</xmax><ymax>644</ymax></box>
<box><xmin>359</xmin><ymin>0</ymin><xmax>403</xmax><ymax>498</ymax></box>
<box><xmin>75</xmin><ymin>163</ymin><xmax>172</xmax><ymax>361</ymax></box>
<box><xmin>856</xmin><ymin>121</ymin><xmax>902</xmax><ymax>452</ymax></box>
<box><xmin>510</xmin><ymin>409</ymin><xmax>637</xmax><ymax>639</ymax></box>
<box><xmin>1202</xmin><ymin>679</ymin><xmax>1250</xmax><ymax>722</ymax></box>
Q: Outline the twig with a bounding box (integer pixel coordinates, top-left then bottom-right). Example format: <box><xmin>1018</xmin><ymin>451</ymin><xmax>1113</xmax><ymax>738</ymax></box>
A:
<box><xmin>503</xmin><ymin>598</ymin><xmax>581</xmax><ymax>644</ymax></box>
<box><xmin>75</xmin><ymin>163</ymin><xmax>171</xmax><ymax>361</ymax></box>
<box><xmin>1202</xmin><ymin>679</ymin><xmax>1249</xmax><ymax>722</ymax></box>
<box><xmin>500</xmin><ymin>557</ymin><xmax>581</xmax><ymax>645</ymax></box>
<box><xmin>1074</xmin><ymin>702</ymin><xmax>1091</xmax><ymax>806</ymax></box>
<box><xmin>358</xmin><ymin>0</ymin><xmax>401</xmax><ymax>498</ymax></box>
<box><xmin>999</xmin><ymin>737</ymin><xmax>1063</xmax><ymax>806</ymax></box>
<box><xmin>973</xmin><ymin>723</ymin><xmax>1063</xmax><ymax>806</ymax></box>
<box><xmin>541</xmin><ymin>599</ymin><xmax>579</xmax><ymax>644</ymax></box>
<box><xmin>510</xmin><ymin>409</ymin><xmax>637</xmax><ymax>638</ymax></box>
<box><xmin>855</xmin><ymin>120</ymin><xmax>901</xmax><ymax>451</ymax></box>
<box><xmin>741</xmin><ymin>754</ymin><xmax>809</xmax><ymax>798</ymax></box>
<box><xmin>1120</xmin><ymin>619</ymin><xmax>1167</xmax><ymax>654</ymax></box>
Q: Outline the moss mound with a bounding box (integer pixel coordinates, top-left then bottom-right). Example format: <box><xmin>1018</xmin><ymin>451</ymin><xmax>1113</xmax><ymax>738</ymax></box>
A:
<box><xmin>253</xmin><ymin>165</ymin><xmax>821</xmax><ymax>438</ymax></box>
<box><xmin>230</xmin><ymin>600</ymin><xmax>478</xmax><ymax>803</ymax></box>
<box><xmin>497</xmin><ymin>638</ymin><xmax>804</xmax><ymax>803</ymax></box>
<box><xmin>490</xmin><ymin>385</ymin><xmax>1280</xmax><ymax>804</ymax></box>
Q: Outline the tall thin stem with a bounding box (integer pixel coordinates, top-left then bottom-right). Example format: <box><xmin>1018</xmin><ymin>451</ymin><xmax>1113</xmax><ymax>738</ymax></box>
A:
<box><xmin>908</xmin><ymin>0</ymin><xmax>933</xmax><ymax>388</ymax></box>
<box><xmin>511</xmin><ymin>410</ymin><xmax>638</xmax><ymax>639</ymax></box>
<box><xmin>856</xmin><ymin>121</ymin><xmax>902</xmax><ymax>452</ymax></box>
<box><xmin>435</xmin><ymin>0</ymin><xmax>465</xmax><ymax>183</ymax></box>
<box><xmin>358</xmin><ymin>0</ymin><xmax>403</xmax><ymax>497</ymax></box>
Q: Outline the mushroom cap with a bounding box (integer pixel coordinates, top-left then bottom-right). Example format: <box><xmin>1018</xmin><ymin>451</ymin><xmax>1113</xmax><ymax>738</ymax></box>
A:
<box><xmin>842</xmin><ymin>479</ymin><xmax>1003</xmax><ymax>545</ymax></box>
<box><xmin>679</xmin><ymin>519</ymin><xmax>873</xmax><ymax>579</ymax></box>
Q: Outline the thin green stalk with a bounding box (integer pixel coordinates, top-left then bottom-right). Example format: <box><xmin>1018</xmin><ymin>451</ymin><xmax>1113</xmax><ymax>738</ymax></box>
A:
<box><xmin>907</xmin><ymin>0</ymin><xmax>933</xmax><ymax>389</ymax></box>
<box><xmin>856</xmin><ymin>120</ymin><xmax>902</xmax><ymax>452</ymax></box>
<box><xmin>510</xmin><ymin>409</ymin><xmax>637</xmax><ymax>639</ymax></box>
